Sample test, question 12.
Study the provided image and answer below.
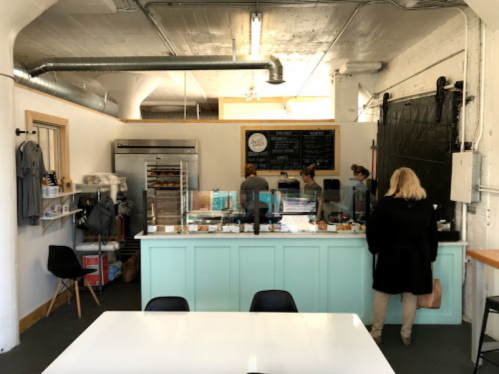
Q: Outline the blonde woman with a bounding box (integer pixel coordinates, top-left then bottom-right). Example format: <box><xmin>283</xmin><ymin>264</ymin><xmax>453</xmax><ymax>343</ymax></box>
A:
<box><xmin>366</xmin><ymin>168</ymin><xmax>438</xmax><ymax>347</ymax></box>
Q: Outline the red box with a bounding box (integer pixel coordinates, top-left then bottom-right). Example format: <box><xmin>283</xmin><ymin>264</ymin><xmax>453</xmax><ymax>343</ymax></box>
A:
<box><xmin>83</xmin><ymin>254</ymin><xmax>109</xmax><ymax>286</ymax></box>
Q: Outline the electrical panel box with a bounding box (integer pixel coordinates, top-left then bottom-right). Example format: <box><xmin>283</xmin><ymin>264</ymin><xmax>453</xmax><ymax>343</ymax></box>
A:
<box><xmin>451</xmin><ymin>152</ymin><xmax>481</xmax><ymax>203</ymax></box>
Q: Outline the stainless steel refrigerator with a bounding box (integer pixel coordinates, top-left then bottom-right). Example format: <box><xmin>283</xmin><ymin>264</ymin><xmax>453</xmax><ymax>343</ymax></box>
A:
<box><xmin>114</xmin><ymin>139</ymin><xmax>199</xmax><ymax>236</ymax></box>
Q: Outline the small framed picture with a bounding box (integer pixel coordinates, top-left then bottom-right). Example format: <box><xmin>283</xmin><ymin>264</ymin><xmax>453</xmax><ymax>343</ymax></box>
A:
<box><xmin>46</xmin><ymin>171</ymin><xmax>58</xmax><ymax>186</ymax></box>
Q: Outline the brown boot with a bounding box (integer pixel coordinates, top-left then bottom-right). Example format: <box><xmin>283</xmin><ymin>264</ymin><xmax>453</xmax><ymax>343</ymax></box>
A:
<box><xmin>370</xmin><ymin>332</ymin><xmax>382</xmax><ymax>345</ymax></box>
<box><xmin>401</xmin><ymin>336</ymin><xmax>412</xmax><ymax>346</ymax></box>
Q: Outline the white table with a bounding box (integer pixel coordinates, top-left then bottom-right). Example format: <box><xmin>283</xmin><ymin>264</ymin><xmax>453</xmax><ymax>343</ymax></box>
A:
<box><xmin>43</xmin><ymin>312</ymin><xmax>394</xmax><ymax>374</ymax></box>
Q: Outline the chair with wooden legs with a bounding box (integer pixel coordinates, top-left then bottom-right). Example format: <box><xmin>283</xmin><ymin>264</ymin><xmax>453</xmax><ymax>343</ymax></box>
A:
<box><xmin>46</xmin><ymin>245</ymin><xmax>100</xmax><ymax>318</ymax></box>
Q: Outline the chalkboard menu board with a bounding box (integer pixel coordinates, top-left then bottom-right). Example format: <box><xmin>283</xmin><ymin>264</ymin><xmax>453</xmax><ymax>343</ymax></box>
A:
<box><xmin>242</xmin><ymin>125</ymin><xmax>340</xmax><ymax>175</ymax></box>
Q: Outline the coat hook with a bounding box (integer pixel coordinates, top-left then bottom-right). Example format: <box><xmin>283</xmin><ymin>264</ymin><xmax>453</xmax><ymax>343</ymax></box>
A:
<box><xmin>16</xmin><ymin>128</ymin><xmax>37</xmax><ymax>136</ymax></box>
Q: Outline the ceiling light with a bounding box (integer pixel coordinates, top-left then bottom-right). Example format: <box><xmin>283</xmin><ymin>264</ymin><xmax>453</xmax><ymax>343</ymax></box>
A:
<box><xmin>245</xmin><ymin>87</ymin><xmax>260</xmax><ymax>101</ymax></box>
<box><xmin>251</xmin><ymin>12</ymin><xmax>262</xmax><ymax>60</ymax></box>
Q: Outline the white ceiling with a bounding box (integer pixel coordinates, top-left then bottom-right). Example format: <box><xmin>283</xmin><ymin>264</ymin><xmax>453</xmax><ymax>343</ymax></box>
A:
<box><xmin>14</xmin><ymin>0</ymin><xmax>461</xmax><ymax>107</ymax></box>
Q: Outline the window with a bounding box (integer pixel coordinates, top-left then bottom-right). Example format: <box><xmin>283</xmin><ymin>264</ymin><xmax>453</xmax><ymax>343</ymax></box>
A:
<box><xmin>33</xmin><ymin>122</ymin><xmax>61</xmax><ymax>177</ymax></box>
<box><xmin>25</xmin><ymin>111</ymin><xmax>70</xmax><ymax>182</ymax></box>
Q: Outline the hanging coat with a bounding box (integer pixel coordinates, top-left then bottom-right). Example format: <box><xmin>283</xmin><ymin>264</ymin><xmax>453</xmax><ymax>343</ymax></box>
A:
<box><xmin>366</xmin><ymin>196</ymin><xmax>438</xmax><ymax>295</ymax></box>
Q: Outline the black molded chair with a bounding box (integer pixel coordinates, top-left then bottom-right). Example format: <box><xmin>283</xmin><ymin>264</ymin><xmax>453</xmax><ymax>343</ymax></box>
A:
<box><xmin>250</xmin><ymin>290</ymin><xmax>298</xmax><ymax>313</ymax></box>
<box><xmin>474</xmin><ymin>296</ymin><xmax>499</xmax><ymax>373</ymax></box>
<box><xmin>47</xmin><ymin>245</ymin><xmax>100</xmax><ymax>318</ymax></box>
<box><xmin>145</xmin><ymin>297</ymin><xmax>190</xmax><ymax>311</ymax></box>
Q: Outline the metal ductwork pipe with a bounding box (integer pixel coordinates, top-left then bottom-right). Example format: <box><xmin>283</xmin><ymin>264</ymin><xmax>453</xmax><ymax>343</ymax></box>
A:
<box><xmin>26</xmin><ymin>55</ymin><xmax>285</xmax><ymax>84</ymax></box>
<box><xmin>14</xmin><ymin>61</ymin><xmax>119</xmax><ymax>118</ymax></box>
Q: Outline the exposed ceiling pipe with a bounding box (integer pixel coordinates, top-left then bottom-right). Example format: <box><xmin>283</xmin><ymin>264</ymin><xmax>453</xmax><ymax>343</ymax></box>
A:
<box><xmin>473</xmin><ymin>20</ymin><xmax>486</xmax><ymax>152</ymax></box>
<box><xmin>145</xmin><ymin>1</ymin><xmax>385</xmax><ymax>6</ymax></box>
<box><xmin>26</xmin><ymin>55</ymin><xmax>285</xmax><ymax>84</ymax></box>
<box><xmin>138</xmin><ymin>1</ymin><xmax>178</xmax><ymax>55</ymax></box>
<box><xmin>295</xmin><ymin>3</ymin><xmax>366</xmax><ymax>98</ymax></box>
<box><xmin>137</xmin><ymin>0</ymin><xmax>209</xmax><ymax>101</ymax></box>
<box><xmin>13</xmin><ymin>61</ymin><xmax>119</xmax><ymax>118</ymax></box>
<box><xmin>143</xmin><ymin>0</ymin><xmax>462</xmax><ymax>7</ymax></box>
<box><xmin>117</xmin><ymin>0</ymin><xmax>140</xmax><ymax>11</ymax></box>
<box><xmin>295</xmin><ymin>0</ymin><xmax>467</xmax><ymax>97</ymax></box>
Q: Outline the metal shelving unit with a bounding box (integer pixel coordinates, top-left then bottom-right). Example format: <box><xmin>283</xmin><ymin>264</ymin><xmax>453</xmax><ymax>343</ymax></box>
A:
<box><xmin>146</xmin><ymin>161</ymin><xmax>189</xmax><ymax>228</ymax></box>
<box><xmin>74</xmin><ymin>185</ymin><xmax>113</xmax><ymax>293</ymax></box>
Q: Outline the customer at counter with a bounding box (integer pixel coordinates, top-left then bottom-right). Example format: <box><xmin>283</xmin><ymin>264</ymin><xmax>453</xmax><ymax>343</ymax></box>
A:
<box><xmin>240</xmin><ymin>164</ymin><xmax>269</xmax><ymax>221</ymax></box>
<box><xmin>366</xmin><ymin>167</ymin><xmax>438</xmax><ymax>347</ymax></box>
<box><xmin>343</xmin><ymin>164</ymin><xmax>377</xmax><ymax>217</ymax></box>
<box><xmin>300</xmin><ymin>164</ymin><xmax>323</xmax><ymax>223</ymax></box>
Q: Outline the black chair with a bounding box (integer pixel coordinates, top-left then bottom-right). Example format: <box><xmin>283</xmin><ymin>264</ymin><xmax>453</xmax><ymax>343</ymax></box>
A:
<box><xmin>47</xmin><ymin>245</ymin><xmax>100</xmax><ymax>319</ymax></box>
<box><xmin>250</xmin><ymin>290</ymin><xmax>298</xmax><ymax>313</ymax></box>
<box><xmin>145</xmin><ymin>297</ymin><xmax>190</xmax><ymax>311</ymax></box>
<box><xmin>474</xmin><ymin>296</ymin><xmax>499</xmax><ymax>373</ymax></box>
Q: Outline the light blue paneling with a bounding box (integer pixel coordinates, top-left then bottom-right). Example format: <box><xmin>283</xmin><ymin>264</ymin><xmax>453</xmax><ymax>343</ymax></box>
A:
<box><xmin>328</xmin><ymin>245</ymin><xmax>373</xmax><ymax>323</ymax></box>
<box><xmin>239</xmin><ymin>246</ymin><xmax>276</xmax><ymax>311</ymax></box>
<box><xmin>141</xmin><ymin>241</ymin><xmax>188</xmax><ymax>308</ymax></box>
<box><xmin>194</xmin><ymin>246</ymin><xmax>232</xmax><ymax>311</ymax></box>
<box><xmin>283</xmin><ymin>246</ymin><xmax>321</xmax><ymax>312</ymax></box>
<box><xmin>150</xmin><ymin>246</ymin><xmax>187</xmax><ymax>297</ymax></box>
<box><xmin>384</xmin><ymin>246</ymin><xmax>462</xmax><ymax>325</ymax></box>
<box><xmin>140</xmin><ymin>238</ymin><xmax>462</xmax><ymax>325</ymax></box>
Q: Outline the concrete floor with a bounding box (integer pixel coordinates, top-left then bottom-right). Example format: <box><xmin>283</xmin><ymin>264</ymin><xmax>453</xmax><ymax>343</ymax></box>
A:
<box><xmin>0</xmin><ymin>280</ymin><xmax>498</xmax><ymax>374</ymax></box>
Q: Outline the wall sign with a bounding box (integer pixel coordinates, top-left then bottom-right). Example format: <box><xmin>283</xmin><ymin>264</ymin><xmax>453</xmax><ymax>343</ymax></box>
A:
<box><xmin>248</xmin><ymin>133</ymin><xmax>268</xmax><ymax>153</ymax></box>
<box><xmin>241</xmin><ymin>125</ymin><xmax>340</xmax><ymax>176</ymax></box>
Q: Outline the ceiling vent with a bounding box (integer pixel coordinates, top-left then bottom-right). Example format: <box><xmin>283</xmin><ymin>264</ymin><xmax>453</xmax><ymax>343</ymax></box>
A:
<box><xmin>339</xmin><ymin>62</ymin><xmax>383</xmax><ymax>75</ymax></box>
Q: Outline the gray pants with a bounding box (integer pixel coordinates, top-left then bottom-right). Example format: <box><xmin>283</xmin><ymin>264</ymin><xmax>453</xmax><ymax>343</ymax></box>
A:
<box><xmin>370</xmin><ymin>291</ymin><xmax>418</xmax><ymax>339</ymax></box>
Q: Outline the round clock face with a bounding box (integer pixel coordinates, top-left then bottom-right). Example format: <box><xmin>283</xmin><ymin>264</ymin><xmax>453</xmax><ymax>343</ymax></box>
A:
<box><xmin>248</xmin><ymin>133</ymin><xmax>268</xmax><ymax>153</ymax></box>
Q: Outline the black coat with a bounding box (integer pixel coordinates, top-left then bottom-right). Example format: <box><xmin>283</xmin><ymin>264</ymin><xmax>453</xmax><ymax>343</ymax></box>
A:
<box><xmin>366</xmin><ymin>196</ymin><xmax>438</xmax><ymax>295</ymax></box>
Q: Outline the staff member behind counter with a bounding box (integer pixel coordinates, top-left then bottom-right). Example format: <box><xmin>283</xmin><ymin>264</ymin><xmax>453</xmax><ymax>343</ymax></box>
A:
<box><xmin>300</xmin><ymin>164</ymin><xmax>323</xmax><ymax>223</ymax></box>
<box><xmin>343</xmin><ymin>164</ymin><xmax>377</xmax><ymax>217</ymax></box>
<box><xmin>240</xmin><ymin>164</ymin><xmax>269</xmax><ymax>221</ymax></box>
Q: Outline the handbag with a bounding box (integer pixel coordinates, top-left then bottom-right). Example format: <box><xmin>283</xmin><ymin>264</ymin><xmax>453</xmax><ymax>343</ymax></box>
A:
<box><xmin>85</xmin><ymin>196</ymin><xmax>116</xmax><ymax>236</ymax></box>
<box><xmin>417</xmin><ymin>278</ymin><xmax>442</xmax><ymax>309</ymax></box>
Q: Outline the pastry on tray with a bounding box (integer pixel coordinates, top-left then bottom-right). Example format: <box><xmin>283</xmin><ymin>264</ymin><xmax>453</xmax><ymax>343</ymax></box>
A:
<box><xmin>337</xmin><ymin>224</ymin><xmax>353</xmax><ymax>231</ymax></box>
<box><xmin>151</xmin><ymin>181</ymin><xmax>162</xmax><ymax>187</ymax></box>
<box><xmin>317</xmin><ymin>221</ymin><xmax>327</xmax><ymax>231</ymax></box>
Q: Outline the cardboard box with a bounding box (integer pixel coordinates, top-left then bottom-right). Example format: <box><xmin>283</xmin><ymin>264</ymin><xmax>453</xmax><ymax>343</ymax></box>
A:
<box><xmin>83</xmin><ymin>218</ymin><xmax>122</xmax><ymax>243</ymax></box>
<box><xmin>83</xmin><ymin>254</ymin><xmax>109</xmax><ymax>286</ymax></box>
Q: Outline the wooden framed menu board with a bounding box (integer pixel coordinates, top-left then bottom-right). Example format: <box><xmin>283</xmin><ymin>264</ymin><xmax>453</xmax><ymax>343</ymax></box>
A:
<box><xmin>241</xmin><ymin>125</ymin><xmax>340</xmax><ymax>176</ymax></box>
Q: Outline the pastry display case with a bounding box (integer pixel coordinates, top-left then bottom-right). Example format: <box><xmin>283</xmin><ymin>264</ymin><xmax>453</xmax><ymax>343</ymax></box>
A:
<box><xmin>145</xmin><ymin>188</ymin><xmax>371</xmax><ymax>236</ymax></box>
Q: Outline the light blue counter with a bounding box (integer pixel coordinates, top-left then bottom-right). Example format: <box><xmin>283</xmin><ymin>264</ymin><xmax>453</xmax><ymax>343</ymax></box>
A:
<box><xmin>137</xmin><ymin>233</ymin><xmax>463</xmax><ymax>325</ymax></box>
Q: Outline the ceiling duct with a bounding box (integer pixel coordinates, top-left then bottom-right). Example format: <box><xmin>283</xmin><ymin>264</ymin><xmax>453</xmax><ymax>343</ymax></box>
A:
<box><xmin>26</xmin><ymin>55</ymin><xmax>285</xmax><ymax>84</ymax></box>
<box><xmin>14</xmin><ymin>61</ymin><xmax>119</xmax><ymax>118</ymax></box>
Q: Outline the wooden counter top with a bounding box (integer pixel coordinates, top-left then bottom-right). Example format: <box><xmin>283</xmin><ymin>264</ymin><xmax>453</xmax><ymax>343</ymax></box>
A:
<box><xmin>468</xmin><ymin>250</ymin><xmax>499</xmax><ymax>269</ymax></box>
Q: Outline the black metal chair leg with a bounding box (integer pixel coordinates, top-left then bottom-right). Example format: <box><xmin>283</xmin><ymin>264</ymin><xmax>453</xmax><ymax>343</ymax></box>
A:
<box><xmin>474</xmin><ymin>299</ymin><xmax>491</xmax><ymax>374</ymax></box>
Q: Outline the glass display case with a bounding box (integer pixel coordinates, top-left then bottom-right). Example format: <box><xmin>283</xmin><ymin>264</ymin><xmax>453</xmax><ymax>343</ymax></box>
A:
<box><xmin>145</xmin><ymin>188</ymin><xmax>372</xmax><ymax>236</ymax></box>
<box><xmin>184</xmin><ymin>190</ymin><xmax>366</xmax><ymax>234</ymax></box>
<box><xmin>324</xmin><ymin>187</ymin><xmax>374</xmax><ymax>225</ymax></box>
